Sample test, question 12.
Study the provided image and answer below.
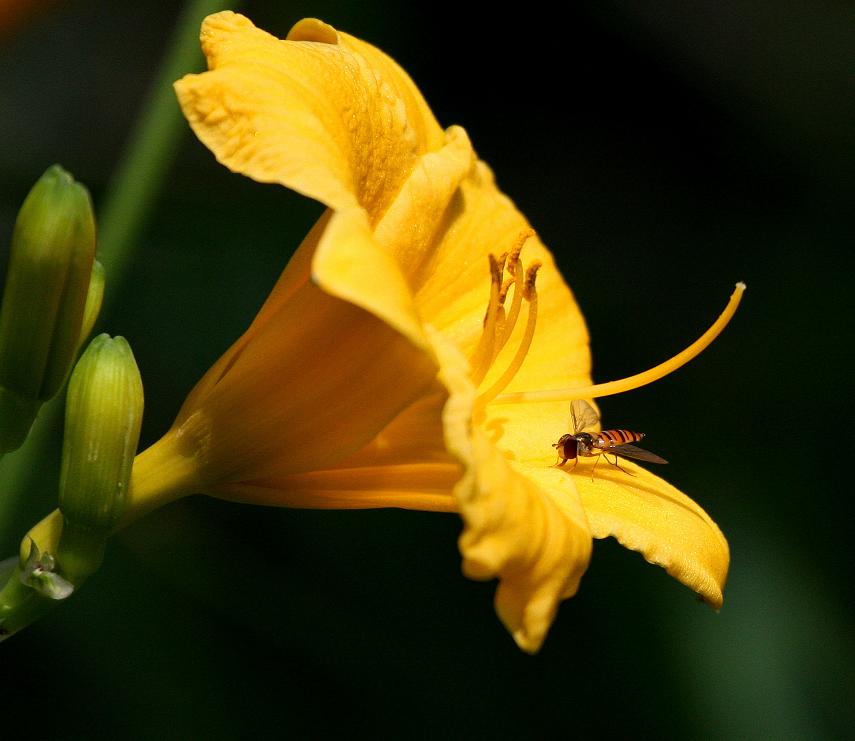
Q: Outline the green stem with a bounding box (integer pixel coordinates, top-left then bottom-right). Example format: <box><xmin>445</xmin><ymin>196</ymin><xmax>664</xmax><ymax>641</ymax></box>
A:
<box><xmin>56</xmin><ymin>521</ymin><xmax>107</xmax><ymax>584</ymax></box>
<box><xmin>0</xmin><ymin>0</ymin><xmax>235</xmax><ymax>547</ymax></box>
<box><xmin>1</xmin><ymin>594</ymin><xmax>55</xmax><ymax>641</ymax></box>
<box><xmin>0</xmin><ymin>566</ymin><xmax>61</xmax><ymax>641</ymax></box>
<box><xmin>0</xmin><ymin>396</ymin><xmax>62</xmax><ymax>548</ymax></box>
<box><xmin>97</xmin><ymin>0</ymin><xmax>238</xmax><ymax>311</ymax></box>
<box><xmin>0</xmin><ymin>569</ymin><xmax>36</xmax><ymax>619</ymax></box>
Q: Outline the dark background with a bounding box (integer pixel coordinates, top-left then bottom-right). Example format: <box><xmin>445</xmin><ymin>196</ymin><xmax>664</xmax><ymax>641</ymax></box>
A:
<box><xmin>1</xmin><ymin>1</ymin><xmax>853</xmax><ymax>738</ymax></box>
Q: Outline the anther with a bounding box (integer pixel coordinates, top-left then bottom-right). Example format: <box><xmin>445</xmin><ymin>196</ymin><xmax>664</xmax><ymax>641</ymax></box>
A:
<box><xmin>506</xmin><ymin>228</ymin><xmax>535</xmax><ymax>277</ymax></box>
<box><xmin>481</xmin><ymin>254</ymin><xmax>503</xmax><ymax>326</ymax></box>
<box><xmin>524</xmin><ymin>261</ymin><xmax>542</xmax><ymax>300</ymax></box>
<box><xmin>490</xmin><ymin>252</ymin><xmax>507</xmax><ymax>284</ymax></box>
<box><xmin>472</xmin><ymin>254</ymin><xmax>505</xmax><ymax>384</ymax></box>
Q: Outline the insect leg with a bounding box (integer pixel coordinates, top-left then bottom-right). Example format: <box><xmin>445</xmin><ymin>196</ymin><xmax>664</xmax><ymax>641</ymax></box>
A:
<box><xmin>605</xmin><ymin>453</ymin><xmax>636</xmax><ymax>477</ymax></box>
<box><xmin>557</xmin><ymin>456</ymin><xmax>579</xmax><ymax>471</ymax></box>
<box><xmin>590</xmin><ymin>452</ymin><xmax>601</xmax><ymax>482</ymax></box>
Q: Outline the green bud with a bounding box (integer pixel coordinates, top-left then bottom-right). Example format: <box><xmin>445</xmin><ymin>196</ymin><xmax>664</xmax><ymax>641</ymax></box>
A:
<box><xmin>57</xmin><ymin>334</ymin><xmax>143</xmax><ymax>582</ymax></box>
<box><xmin>0</xmin><ymin>165</ymin><xmax>97</xmax><ymax>452</ymax></box>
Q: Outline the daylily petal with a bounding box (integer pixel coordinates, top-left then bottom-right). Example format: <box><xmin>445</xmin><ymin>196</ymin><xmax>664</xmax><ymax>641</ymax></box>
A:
<box><xmin>371</xmin><ymin>125</ymin><xmax>475</xmax><ymax>277</ymax></box>
<box><xmin>163</xmin><ymin>210</ymin><xmax>440</xmax><ymax>486</ymax></box>
<box><xmin>312</xmin><ymin>206</ymin><xmax>431</xmax><ymax>351</ymax></box>
<box><xmin>174</xmin><ymin>11</ymin><xmax>445</xmax><ymax>221</ymax></box>
<box><xmin>309</xmin><ymin>125</ymin><xmax>474</xmax><ymax>351</ymax></box>
<box><xmin>183</xmin><ymin>282</ymin><xmax>438</xmax><ymax>481</ymax></box>
<box><xmin>178</xmin><ymin>210</ymin><xmax>329</xmax><ymax>412</ymax></box>
<box><xmin>571</xmin><ymin>461</ymin><xmax>729</xmax><ymax>607</ymax></box>
<box><xmin>215</xmin><ymin>465</ymin><xmax>460</xmax><ymax>512</ymax></box>
<box><xmin>483</xmin><ymin>398</ymin><xmax>578</xmax><ymax>468</ymax></box>
<box><xmin>213</xmin><ymin>384</ymin><xmax>460</xmax><ymax>511</ymax></box>
<box><xmin>458</xmin><ymin>430</ymin><xmax>591</xmax><ymax>653</ymax></box>
<box><xmin>177</xmin><ymin>13</ymin><xmax>477</xmax><ymax>355</ymax></box>
<box><xmin>432</xmin><ymin>328</ymin><xmax>591</xmax><ymax>653</ymax></box>
<box><xmin>309</xmin><ymin>124</ymin><xmax>476</xmax><ymax>356</ymax></box>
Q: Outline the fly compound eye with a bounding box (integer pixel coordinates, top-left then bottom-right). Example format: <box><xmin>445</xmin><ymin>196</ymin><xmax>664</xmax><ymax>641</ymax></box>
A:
<box><xmin>561</xmin><ymin>434</ymin><xmax>578</xmax><ymax>459</ymax></box>
<box><xmin>558</xmin><ymin>434</ymin><xmax>572</xmax><ymax>445</ymax></box>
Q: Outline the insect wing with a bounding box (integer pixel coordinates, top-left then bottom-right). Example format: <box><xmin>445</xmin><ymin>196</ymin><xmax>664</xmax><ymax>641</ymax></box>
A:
<box><xmin>611</xmin><ymin>443</ymin><xmax>668</xmax><ymax>465</ymax></box>
<box><xmin>570</xmin><ymin>399</ymin><xmax>600</xmax><ymax>435</ymax></box>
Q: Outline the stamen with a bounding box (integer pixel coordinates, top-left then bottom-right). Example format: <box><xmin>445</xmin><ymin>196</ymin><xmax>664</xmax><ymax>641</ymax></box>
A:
<box><xmin>499</xmin><ymin>276</ymin><xmax>514</xmax><ymax>304</ymax></box>
<box><xmin>495</xmin><ymin>230</ymin><xmax>535</xmax><ymax>354</ymax></box>
<box><xmin>494</xmin><ymin>261</ymin><xmax>524</xmax><ymax>355</ymax></box>
<box><xmin>469</xmin><ymin>230</ymin><xmax>537</xmax><ymax>392</ymax></box>
<box><xmin>493</xmin><ymin>252</ymin><xmax>509</xmax><ymax>289</ymax></box>
<box><xmin>475</xmin><ymin>262</ymin><xmax>541</xmax><ymax>410</ymax></box>
<box><xmin>469</xmin><ymin>254</ymin><xmax>504</xmax><ymax>385</ymax></box>
<box><xmin>492</xmin><ymin>282</ymin><xmax>746</xmax><ymax>405</ymax></box>
<box><xmin>523</xmin><ymin>261</ymin><xmax>541</xmax><ymax>301</ymax></box>
<box><xmin>493</xmin><ymin>304</ymin><xmax>508</xmax><ymax>358</ymax></box>
<box><xmin>507</xmin><ymin>229</ymin><xmax>534</xmax><ymax>277</ymax></box>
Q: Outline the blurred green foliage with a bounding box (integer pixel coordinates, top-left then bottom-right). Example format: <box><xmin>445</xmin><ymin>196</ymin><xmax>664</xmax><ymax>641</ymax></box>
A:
<box><xmin>1</xmin><ymin>1</ymin><xmax>853</xmax><ymax>738</ymax></box>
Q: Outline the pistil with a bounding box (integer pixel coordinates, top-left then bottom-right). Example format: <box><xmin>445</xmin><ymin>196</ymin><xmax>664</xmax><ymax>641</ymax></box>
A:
<box><xmin>494</xmin><ymin>236</ymin><xmax>529</xmax><ymax>356</ymax></box>
<box><xmin>469</xmin><ymin>253</ymin><xmax>506</xmax><ymax>386</ymax></box>
<box><xmin>493</xmin><ymin>282</ymin><xmax>746</xmax><ymax>405</ymax></box>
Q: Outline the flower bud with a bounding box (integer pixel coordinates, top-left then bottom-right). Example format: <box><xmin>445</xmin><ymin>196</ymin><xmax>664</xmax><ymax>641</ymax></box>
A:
<box><xmin>57</xmin><ymin>334</ymin><xmax>143</xmax><ymax>581</ymax></box>
<box><xmin>0</xmin><ymin>165</ymin><xmax>98</xmax><ymax>452</ymax></box>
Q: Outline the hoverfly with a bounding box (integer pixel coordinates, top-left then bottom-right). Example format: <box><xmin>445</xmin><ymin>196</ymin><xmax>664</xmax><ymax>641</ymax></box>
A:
<box><xmin>553</xmin><ymin>399</ymin><xmax>668</xmax><ymax>473</ymax></box>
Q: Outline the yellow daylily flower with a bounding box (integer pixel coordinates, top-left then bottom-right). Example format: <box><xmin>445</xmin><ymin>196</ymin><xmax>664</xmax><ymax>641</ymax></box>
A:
<box><xmin>25</xmin><ymin>12</ymin><xmax>742</xmax><ymax>652</ymax></box>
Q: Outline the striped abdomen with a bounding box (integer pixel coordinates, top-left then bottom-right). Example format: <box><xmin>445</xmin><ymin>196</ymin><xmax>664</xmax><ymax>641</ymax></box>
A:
<box><xmin>593</xmin><ymin>429</ymin><xmax>645</xmax><ymax>451</ymax></box>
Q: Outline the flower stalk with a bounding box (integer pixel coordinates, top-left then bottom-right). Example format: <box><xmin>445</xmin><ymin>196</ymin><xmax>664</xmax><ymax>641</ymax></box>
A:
<box><xmin>0</xmin><ymin>335</ymin><xmax>143</xmax><ymax>638</ymax></box>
